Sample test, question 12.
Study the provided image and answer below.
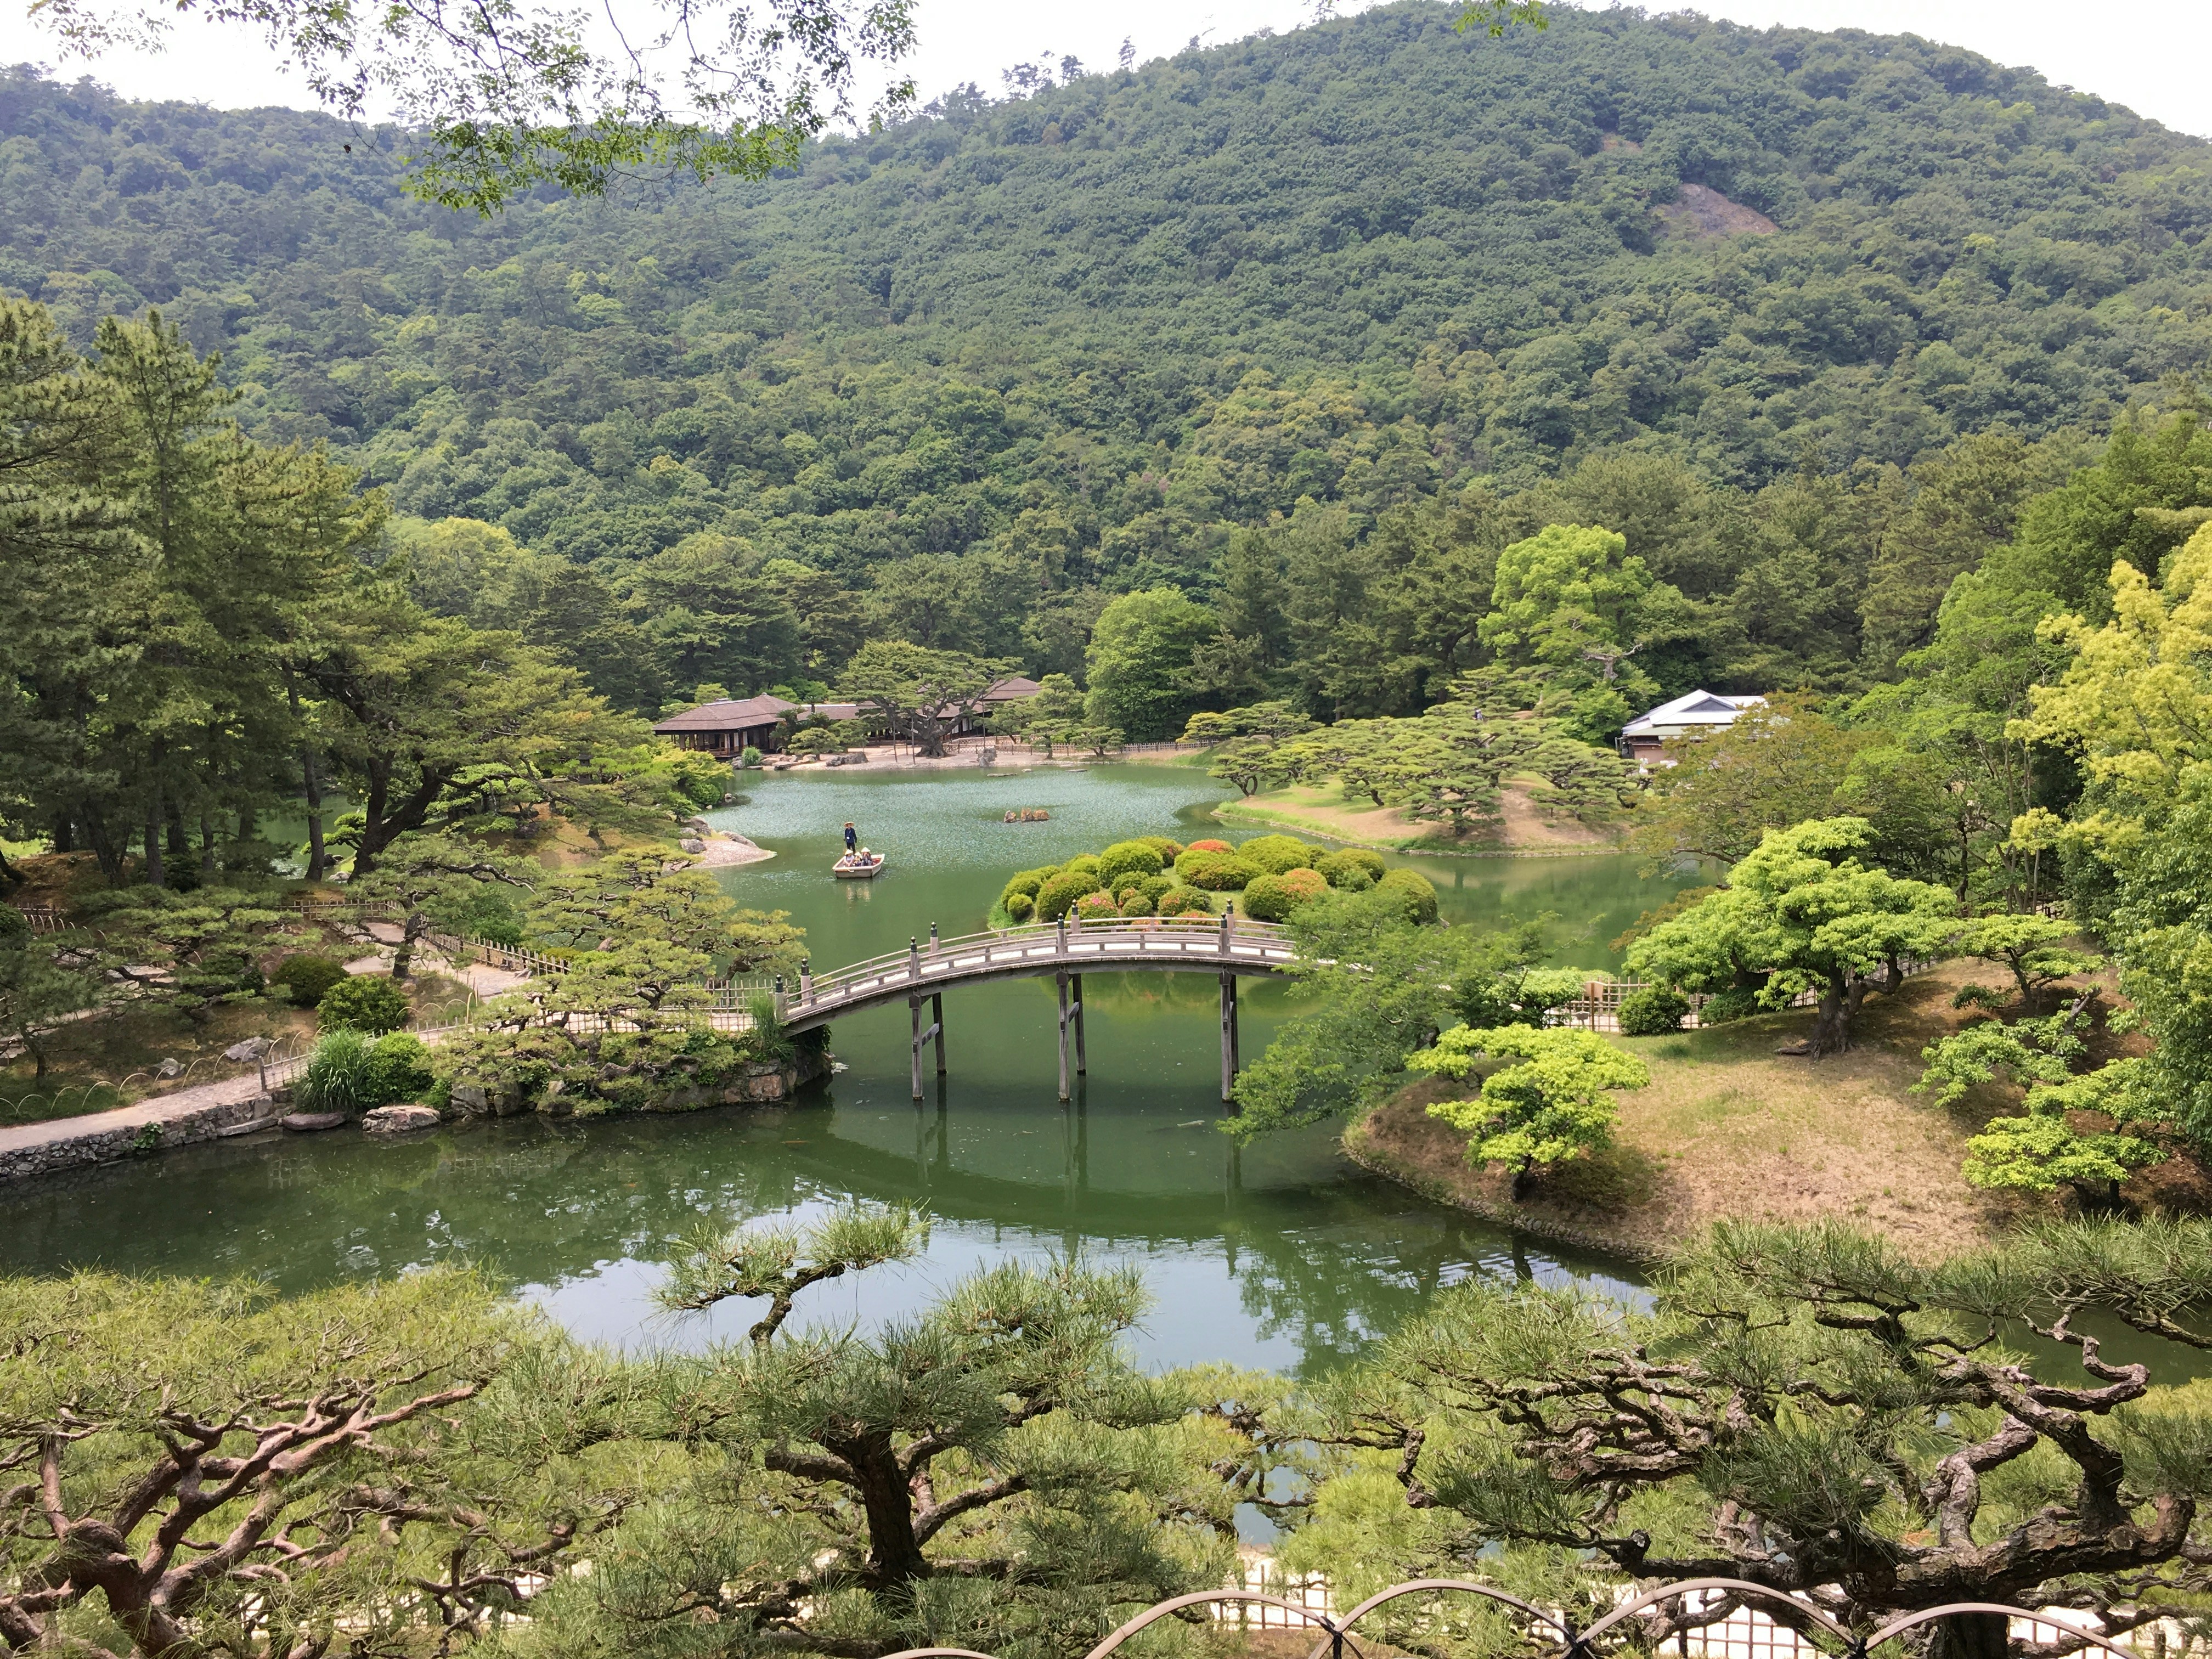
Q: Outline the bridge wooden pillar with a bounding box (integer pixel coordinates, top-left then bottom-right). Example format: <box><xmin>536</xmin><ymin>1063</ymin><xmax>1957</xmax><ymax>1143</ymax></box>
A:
<box><xmin>1071</xmin><ymin>974</ymin><xmax>1086</xmax><ymax>1075</ymax></box>
<box><xmin>799</xmin><ymin>957</ymin><xmax>811</xmax><ymax>1006</ymax></box>
<box><xmin>1218</xmin><ymin>972</ymin><xmax>1239</xmax><ymax>1104</ymax></box>
<box><xmin>1056</xmin><ymin>970</ymin><xmax>1073</xmax><ymax>1102</ymax></box>
<box><xmin>910</xmin><ymin>994</ymin><xmax>944</xmax><ymax>1101</ymax></box>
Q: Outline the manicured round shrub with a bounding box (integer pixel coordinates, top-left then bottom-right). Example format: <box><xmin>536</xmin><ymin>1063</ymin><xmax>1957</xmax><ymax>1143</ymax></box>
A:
<box><xmin>1185</xmin><ymin>839</ymin><xmax>1233</xmax><ymax>854</ymax></box>
<box><xmin>1109</xmin><ymin>871</ymin><xmax>1148</xmax><ymax>901</ymax></box>
<box><xmin>1138</xmin><ymin>836</ymin><xmax>1184</xmax><ymax>862</ymax></box>
<box><xmin>366</xmin><ymin>1032</ymin><xmax>436</xmax><ymax>1104</ymax></box>
<box><xmin>318</xmin><ymin>973</ymin><xmax>413</xmax><ymax>1034</ymax></box>
<box><xmin>1617</xmin><ymin>986</ymin><xmax>1691</xmax><ymax>1037</ymax></box>
<box><xmin>1062</xmin><ymin>854</ymin><xmax>1101</xmax><ymax>877</ymax></box>
<box><xmin>1176</xmin><ymin>850</ymin><xmax>1260</xmax><ymax>891</ymax></box>
<box><xmin>1137</xmin><ymin>873</ymin><xmax>1177</xmax><ymax>905</ymax></box>
<box><xmin>1001</xmin><ymin>867</ymin><xmax>1056</xmax><ymax>904</ymax></box>
<box><xmin>1072</xmin><ymin>890</ymin><xmax>1120</xmax><ymax>922</ymax></box>
<box><xmin>1098</xmin><ymin>839</ymin><xmax>1165</xmax><ymax>881</ymax></box>
<box><xmin>1034</xmin><ymin>870</ymin><xmax>1101</xmax><ymax>923</ymax></box>
<box><xmin>1375</xmin><ymin>868</ymin><xmax>1440</xmax><ymax>926</ymax></box>
<box><xmin>1239</xmin><ymin>834</ymin><xmax>1321</xmax><ymax>876</ymax></box>
<box><xmin>1119</xmin><ymin>891</ymin><xmax>1155</xmax><ymax>918</ymax></box>
<box><xmin>1699</xmin><ymin>987</ymin><xmax>1761</xmax><ymax>1025</ymax></box>
<box><xmin>1004</xmin><ymin>891</ymin><xmax>1035</xmax><ymax>922</ymax></box>
<box><xmin>1157</xmin><ymin>886</ymin><xmax>1215</xmax><ymax>918</ymax></box>
<box><xmin>1241</xmin><ymin>867</ymin><xmax>1329</xmax><ymax>922</ymax></box>
<box><xmin>272</xmin><ymin>953</ymin><xmax>348</xmax><ymax>1009</ymax></box>
<box><xmin>1315</xmin><ymin>848</ymin><xmax>1387</xmax><ymax>889</ymax></box>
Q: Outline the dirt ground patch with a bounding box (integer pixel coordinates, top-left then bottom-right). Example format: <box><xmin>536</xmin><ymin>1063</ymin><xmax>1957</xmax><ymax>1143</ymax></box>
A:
<box><xmin>1344</xmin><ymin>960</ymin><xmax>2102</xmax><ymax>1261</ymax></box>
<box><xmin>1218</xmin><ymin>783</ymin><xmax>1618</xmax><ymax>854</ymax></box>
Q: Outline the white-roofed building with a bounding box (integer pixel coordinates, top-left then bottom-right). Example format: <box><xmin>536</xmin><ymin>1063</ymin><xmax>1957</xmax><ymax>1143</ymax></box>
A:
<box><xmin>1618</xmin><ymin>690</ymin><xmax>1766</xmax><ymax>767</ymax></box>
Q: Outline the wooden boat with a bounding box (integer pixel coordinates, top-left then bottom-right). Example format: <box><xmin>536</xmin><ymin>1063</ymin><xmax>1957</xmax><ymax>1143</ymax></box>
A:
<box><xmin>833</xmin><ymin>851</ymin><xmax>887</xmax><ymax>879</ymax></box>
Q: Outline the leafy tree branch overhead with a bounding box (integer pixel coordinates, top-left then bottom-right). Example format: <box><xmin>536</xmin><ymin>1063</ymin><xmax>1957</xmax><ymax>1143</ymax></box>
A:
<box><xmin>24</xmin><ymin>0</ymin><xmax>922</xmax><ymax>211</ymax></box>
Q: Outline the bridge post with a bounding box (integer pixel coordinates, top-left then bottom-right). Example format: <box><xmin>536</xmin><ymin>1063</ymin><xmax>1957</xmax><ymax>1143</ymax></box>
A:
<box><xmin>1218</xmin><ymin>972</ymin><xmax>1239</xmax><ymax>1104</ymax></box>
<box><xmin>774</xmin><ymin>975</ymin><xmax>785</xmax><ymax>1023</ymax></box>
<box><xmin>1218</xmin><ymin>911</ymin><xmax>1232</xmax><ymax>957</ymax></box>
<box><xmin>911</xmin><ymin>996</ymin><xmax>924</xmax><ymax>1100</ymax></box>
<box><xmin>1056</xmin><ymin>915</ymin><xmax>1068</xmax><ymax>956</ymax></box>
<box><xmin>932</xmin><ymin>991</ymin><xmax>946</xmax><ymax>1074</ymax></box>
<box><xmin>1055</xmin><ymin>971</ymin><xmax>1072</xmax><ymax>1101</ymax></box>
<box><xmin>908</xmin><ymin>936</ymin><xmax>920</xmax><ymax>980</ymax></box>
<box><xmin>1071</xmin><ymin>974</ymin><xmax>1086</xmax><ymax>1075</ymax></box>
<box><xmin>799</xmin><ymin>957</ymin><xmax>811</xmax><ymax>1006</ymax></box>
<box><xmin>928</xmin><ymin>922</ymin><xmax>940</xmax><ymax>957</ymax></box>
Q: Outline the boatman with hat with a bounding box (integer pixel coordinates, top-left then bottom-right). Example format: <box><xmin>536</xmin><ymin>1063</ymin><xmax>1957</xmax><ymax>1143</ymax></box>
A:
<box><xmin>844</xmin><ymin>821</ymin><xmax>859</xmax><ymax>855</ymax></box>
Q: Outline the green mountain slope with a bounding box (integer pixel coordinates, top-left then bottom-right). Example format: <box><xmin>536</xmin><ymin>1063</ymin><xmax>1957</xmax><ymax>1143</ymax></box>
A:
<box><xmin>2</xmin><ymin>2</ymin><xmax>2208</xmax><ymax>690</ymax></box>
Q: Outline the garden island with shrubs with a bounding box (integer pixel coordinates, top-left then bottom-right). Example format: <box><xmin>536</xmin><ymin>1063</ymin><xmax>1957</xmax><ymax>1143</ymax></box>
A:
<box><xmin>991</xmin><ymin>832</ymin><xmax>1440</xmax><ymax>929</ymax></box>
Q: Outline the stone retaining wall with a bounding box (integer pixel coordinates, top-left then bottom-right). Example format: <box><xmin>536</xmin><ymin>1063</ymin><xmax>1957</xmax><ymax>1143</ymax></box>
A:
<box><xmin>0</xmin><ymin>1077</ymin><xmax>280</xmax><ymax>1182</ymax></box>
<box><xmin>0</xmin><ymin>1047</ymin><xmax>836</xmax><ymax>1183</ymax></box>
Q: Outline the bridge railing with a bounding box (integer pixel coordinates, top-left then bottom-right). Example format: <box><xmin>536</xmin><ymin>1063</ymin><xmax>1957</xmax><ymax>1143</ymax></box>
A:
<box><xmin>792</xmin><ymin>916</ymin><xmax>1296</xmax><ymax>1012</ymax></box>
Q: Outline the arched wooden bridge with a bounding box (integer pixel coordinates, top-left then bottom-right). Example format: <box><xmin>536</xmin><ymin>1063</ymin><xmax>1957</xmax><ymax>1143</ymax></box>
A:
<box><xmin>780</xmin><ymin>915</ymin><xmax>1299</xmax><ymax>1102</ymax></box>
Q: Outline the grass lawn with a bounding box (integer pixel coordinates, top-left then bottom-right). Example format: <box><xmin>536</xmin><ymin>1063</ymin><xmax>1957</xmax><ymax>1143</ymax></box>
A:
<box><xmin>1217</xmin><ymin>782</ymin><xmax>1620</xmax><ymax>854</ymax></box>
<box><xmin>1343</xmin><ymin>960</ymin><xmax>2196</xmax><ymax>1260</ymax></box>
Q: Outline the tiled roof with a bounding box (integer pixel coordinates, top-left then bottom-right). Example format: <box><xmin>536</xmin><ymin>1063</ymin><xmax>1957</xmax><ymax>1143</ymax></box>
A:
<box><xmin>983</xmin><ymin>676</ymin><xmax>1042</xmax><ymax>701</ymax></box>
<box><xmin>651</xmin><ymin>696</ymin><xmax>798</xmax><ymax>733</ymax></box>
<box><xmin>1620</xmin><ymin>690</ymin><xmax>1764</xmax><ymax>738</ymax></box>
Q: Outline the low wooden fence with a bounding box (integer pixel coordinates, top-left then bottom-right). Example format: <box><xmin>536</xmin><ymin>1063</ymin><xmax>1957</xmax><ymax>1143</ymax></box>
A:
<box><xmin>1547</xmin><ymin>955</ymin><xmax>1943</xmax><ymax>1034</ymax></box>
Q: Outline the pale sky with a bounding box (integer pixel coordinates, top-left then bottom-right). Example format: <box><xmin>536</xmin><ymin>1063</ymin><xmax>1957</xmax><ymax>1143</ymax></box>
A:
<box><xmin>2</xmin><ymin>0</ymin><xmax>2204</xmax><ymax>139</ymax></box>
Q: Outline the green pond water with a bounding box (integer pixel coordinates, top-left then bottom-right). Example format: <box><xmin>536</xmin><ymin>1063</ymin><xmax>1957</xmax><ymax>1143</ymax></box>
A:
<box><xmin>2</xmin><ymin>765</ymin><xmax>1701</xmax><ymax>1379</ymax></box>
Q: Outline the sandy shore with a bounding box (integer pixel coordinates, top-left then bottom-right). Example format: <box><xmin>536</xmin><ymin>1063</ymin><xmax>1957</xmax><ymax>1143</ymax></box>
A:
<box><xmin>762</xmin><ymin>740</ymin><xmax>1187</xmax><ymax>775</ymax></box>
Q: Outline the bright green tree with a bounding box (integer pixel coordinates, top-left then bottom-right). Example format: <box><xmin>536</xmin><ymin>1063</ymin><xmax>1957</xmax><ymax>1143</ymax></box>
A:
<box><xmin>1407</xmin><ymin>1025</ymin><xmax>1647</xmax><ymax>1198</ymax></box>
<box><xmin>1084</xmin><ymin>586</ymin><xmax>1216</xmax><ymax>741</ymax></box>
<box><xmin>1627</xmin><ymin>817</ymin><xmax>1956</xmax><ymax>1054</ymax></box>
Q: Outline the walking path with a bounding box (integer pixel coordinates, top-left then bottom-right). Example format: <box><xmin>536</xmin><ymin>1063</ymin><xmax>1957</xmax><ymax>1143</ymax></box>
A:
<box><xmin>0</xmin><ymin>1069</ymin><xmax>281</xmax><ymax>1182</ymax></box>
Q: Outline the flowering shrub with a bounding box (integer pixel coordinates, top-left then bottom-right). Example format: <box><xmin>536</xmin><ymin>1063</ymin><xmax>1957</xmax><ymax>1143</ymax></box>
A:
<box><xmin>1175</xmin><ymin>850</ymin><xmax>1260</xmax><ymax>890</ymax></box>
<box><xmin>1157</xmin><ymin>887</ymin><xmax>1215</xmax><ymax>917</ymax></box>
<box><xmin>1035</xmin><ymin>870</ymin><xmax>1102</xmax><ymax>922</ymax></box>
<box><xmin>1072</xmin><ymin>890</ymin><xmax>1120</xmax><ymax>922</ymax></box>
<box><xmin>1240</xmin><ymin>866</ymin><xmax>1328</xmax><ymax>921</ymax></box>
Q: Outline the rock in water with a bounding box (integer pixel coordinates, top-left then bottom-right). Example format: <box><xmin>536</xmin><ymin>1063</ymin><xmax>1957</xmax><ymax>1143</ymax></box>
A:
<box><xmin>362</xmin><ymin>1103</ymin><xmax>441</xmax><ymax>1135</ymax></box>
<box><xmin>280</xmin><ymin>1111</ymin><xmax>348</xmax><ymax>1132</ymax></box>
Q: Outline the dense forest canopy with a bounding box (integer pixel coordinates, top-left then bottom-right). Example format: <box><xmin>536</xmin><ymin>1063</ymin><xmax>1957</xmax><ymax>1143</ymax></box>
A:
<box><xmin>3</xmin><ymin>2</ymin><xmax>2210</xmax><ymax>719</ymax></box>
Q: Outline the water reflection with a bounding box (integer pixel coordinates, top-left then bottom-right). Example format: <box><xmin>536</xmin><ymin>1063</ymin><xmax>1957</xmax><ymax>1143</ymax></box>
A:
<box><xmin>2</xmin><ymin>766</ymin><xmax>1686</xmax><ymax>1380</ymax></box>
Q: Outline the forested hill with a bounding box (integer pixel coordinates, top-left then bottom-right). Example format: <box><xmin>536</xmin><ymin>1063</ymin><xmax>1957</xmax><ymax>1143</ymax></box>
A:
<box><xmin>3</xmin><ymin>3</ymin><xmax>2210</xmax><ymax>709</ymax></box>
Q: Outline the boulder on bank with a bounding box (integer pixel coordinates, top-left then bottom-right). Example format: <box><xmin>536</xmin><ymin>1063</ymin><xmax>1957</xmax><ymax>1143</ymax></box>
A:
<box><xmin>280</xmin><ymin>1111</ymin><xmax>348</xmax><ymax>1132</ymax></box>
<box><xmin>362</xmin><ymin>1103</ymin><xmax>441</xmax><ymax>1135</ymax></box>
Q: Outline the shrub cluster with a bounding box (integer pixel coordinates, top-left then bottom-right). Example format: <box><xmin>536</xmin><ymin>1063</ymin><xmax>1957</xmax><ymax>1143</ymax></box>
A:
<box><xmin>994</xmin><ymin>838</ymin><xmax>1209</xmax><ymax>926</ymax></box>
<box><xmin>1617</xmin><ymin>985</ymin><xmax>1691</xmax><ymax>1036</ymax></box>
<box><xmin>995</xmin><ymin>833</ymin><xmax>1401</xmax><ymax>927</ymax></box>
<box><xmin>272</xmin><ymin>953</ymin><xmax>348</xmax><ymax>1008</ymax></box>
<box><xmin>318</xmin><ymin>973</ymin><xmax>413</xmax><ymax>1034</ymax></box>
<box><xmin>1242</xmin><ymin>866</ymin><xmax>1330</xmax><ymax>922</ymax></box>
<box><xmin>1375</xmin><ymin>867</ymin><xmax>1440</xmax><ymax>925</ymax></box>
<box><xmin>293</xmin><ymin>1030</ymin><xmax>437</xmax><ymax>1118</ymax></box>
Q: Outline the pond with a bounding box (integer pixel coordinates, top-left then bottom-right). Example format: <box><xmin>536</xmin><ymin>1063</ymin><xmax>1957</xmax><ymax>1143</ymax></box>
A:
<box><xmin>1</xmin><ymin>764</ymin><xmax>1698</xmax><ymax>1386</ymax></box>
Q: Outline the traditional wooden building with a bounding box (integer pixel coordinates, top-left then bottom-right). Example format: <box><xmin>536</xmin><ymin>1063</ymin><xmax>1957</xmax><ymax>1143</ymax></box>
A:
<box><xmin>1618</xmin><ymin>690</ymin><xmax>1765</xmax><ymax>767</ymax></box>
<box><xmin>652</xmin><ymin>695</ymin><xmax>798</xmax><ymax>757</ymax></box>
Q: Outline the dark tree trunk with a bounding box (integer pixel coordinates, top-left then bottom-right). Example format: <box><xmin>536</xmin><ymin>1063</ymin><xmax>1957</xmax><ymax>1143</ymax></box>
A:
<box><xmin>143</xmin><ymin>785</ymin><xmax>163</xmax><ymax>889</ymax></box>
<box><xmin>199</xmin><ymin>815</ymin><xmax>216</xmax><ymax>882</ymax></box>
<box><xmin>1926</xmin><ymin>1610</ymin><xmax>2009</xmax><ymax>1659</ymax></box>
<box><xmin>289</xmin><ymin>680</ymin><xmax>328</xmax><ymax>882</ymax></box>
<box><xmin>1511</xmin><ymin>1164</ymin><xmax>1536</xmax><ymax>1201</ymax></box>
<box><xmin>391</xmin><ymin>911</ymin><xmax>429</xmax><ymax>981</ymax></box>
<box><xmin>1809</xmin><ymin>971</ymin><xmax>1854</xmax><ymax>1056</ymax></box>
<box><xmin>164</xmin><ymin>803</ymin><xmax>188</xmax><ymax>862</ymax></box>
<box><xmin>50</xmin><ymin>814</ymin><xmax>74</xmax><ymax>855</ymax></box>
<box><xmin>0</xmin><ymin>843</ymin><xmax>17</xmax><ymax>889</ymax></box>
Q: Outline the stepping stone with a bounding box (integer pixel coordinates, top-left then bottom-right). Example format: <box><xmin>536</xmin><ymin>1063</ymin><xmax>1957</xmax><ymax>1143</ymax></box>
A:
<box><xmin>362</xmin><ymin>1103</ymin><xmax>441</xmax><ymax>1135</ymax></box>
<box><xmin>280</xmin><ymin>1111</ymin><xmax>348</xmax><ymax>1132</ymax></box>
